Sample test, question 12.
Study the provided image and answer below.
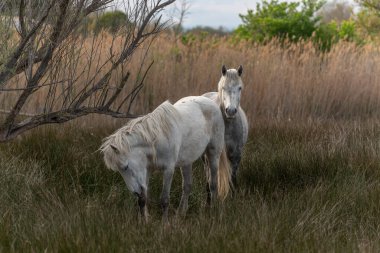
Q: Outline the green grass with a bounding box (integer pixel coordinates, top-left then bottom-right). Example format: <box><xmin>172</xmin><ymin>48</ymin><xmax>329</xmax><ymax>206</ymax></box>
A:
<box><xmin>1</xmin><ymin>120</ymin><xmax>380</xmax><ymax>252</ymax></box>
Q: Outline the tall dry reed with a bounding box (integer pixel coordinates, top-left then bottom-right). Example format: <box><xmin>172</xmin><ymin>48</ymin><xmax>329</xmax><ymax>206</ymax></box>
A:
<box><xmin>139</xmin><ymin>36</ymin><xmax>380</xmax><ymax>123</ymax></box>
<box><xmin>2</xmin><ymin>34</ymin><xmax>380</xmax><ymax>128</ymax></box>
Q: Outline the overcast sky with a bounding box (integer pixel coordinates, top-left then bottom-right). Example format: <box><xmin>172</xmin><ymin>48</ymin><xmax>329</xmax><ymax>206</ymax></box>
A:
<box><xmin>177</xmin><ymin>0</ymin><xmax>259</xmax><ymax>30</ymax></box>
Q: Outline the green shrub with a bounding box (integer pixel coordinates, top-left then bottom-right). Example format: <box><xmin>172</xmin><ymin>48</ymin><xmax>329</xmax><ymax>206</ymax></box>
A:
<box><xmin>313</xmin><ymin>20</ymin><xmax>360</xmax><ymax>51</ymax></box>
<box><xmin>94</xmin><ymin>10</ymin><xmax>129</xmax><ymax>34</ymax></box>
<box><xmin>313</xmin><ymin>21</ymin><xmax>339</xmax><ymax>51</ymax></box>
<box><xmin>339</xmin><ymin>20</ymin><xmax>357</xmax><ymax>41</ymax></box>
<box><xmin>234</xmin><ymin>0</ymin><xmax>363</xmax><ymax>51</ymax></box>
<box><xmin>234</xmin><ymin>0</ymin><xmax>324</xmax><ymax>43</ymax></box>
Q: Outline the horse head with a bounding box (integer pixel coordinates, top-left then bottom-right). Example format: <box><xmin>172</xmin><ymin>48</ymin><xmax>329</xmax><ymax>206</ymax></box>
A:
<box><xmin>218</xmin><ymin>65</ymin><xmax>243</xmax><ymax>119</ymax></box>
<box><xmin>112</xmin><ymin>143</ymin><xmax>149</xmax><ymax>198</ymax></box>
<box><xmin>101</xmin><ymin>135</ymin><xmax>149</xmax><ymax>200</ymax></box>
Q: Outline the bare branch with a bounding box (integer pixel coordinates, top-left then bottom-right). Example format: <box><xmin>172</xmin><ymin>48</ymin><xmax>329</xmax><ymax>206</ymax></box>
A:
<box><xmin>72</xmin><ymin>0</ymin><xmax>175</xmax><ymax>108</ymax></box>
<box><xmin>2</xmin><ymin>0</ymin><xmax>71</xmax><ymax>133</ymax></box>
<box><xmin>18</xmin><ymin>0</ymin><xmax>27</xmax><ymax>37</ymax></box>
<box><xmin>0</xmin><ymin>0</ymin><xmax>175</xmax><ymax>142</ymax></box>
<box><xmin>118</xmin><ymin>60</ymin><xmax>155</xmax><ymax>113</ymax></box>
<box><xmin>0</xmin><ymin>2</ymin><xmax>54</xmax><ymax>86</ymax></box>
<box><xmin>173</xmin><ymin>0</ymin><xmax>191</xmax><ymax>36</ymax></box>
<box><xmin>105</xmin><ymin>72</ymin><xmax>130</xmax><ymax>108</ymax></box>
<box><xmin>2</xmin><ymin>107</ymin><xmax>141</xmax><ymax>142</ymax></box>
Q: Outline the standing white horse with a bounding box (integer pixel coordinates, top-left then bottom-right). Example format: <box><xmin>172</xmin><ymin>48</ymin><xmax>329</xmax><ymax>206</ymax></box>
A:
<box><xmin>203</xmin><ymin>65</ymin><xmax>249</xmax><ymax>188</ymax></box>
<box><xmin>100</xmin><ymin>96</ymin><xmax>231</xmax><ymax>222</ymax></box>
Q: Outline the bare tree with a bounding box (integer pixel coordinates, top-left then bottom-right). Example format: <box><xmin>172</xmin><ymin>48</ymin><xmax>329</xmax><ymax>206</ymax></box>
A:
<box><xmin>317</xmin><ymin>1</ymin><xmax>353</xmax><ymax>24</ymax></box>
<box><xmin>172</xmin><ymin>0</ymin><xmax>190</xmax><ymax>36</ymax></box>
<box><xmin>0</xmin><ymin>0</ymin><xmax>175</xmax><ymax>142</ymax></box>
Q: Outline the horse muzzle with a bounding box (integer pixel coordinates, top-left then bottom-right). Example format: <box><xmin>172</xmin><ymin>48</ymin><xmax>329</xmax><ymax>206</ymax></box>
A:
<box><xmin>225</xmin><ymin>107</ymin><xmax>238</xmax><ymax>118</ymax></box>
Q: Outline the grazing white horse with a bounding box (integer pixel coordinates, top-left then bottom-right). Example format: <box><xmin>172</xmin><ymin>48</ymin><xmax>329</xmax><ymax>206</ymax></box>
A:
<box><xmin>203</xmin><ymin>65</ymin><xmax>249</xmax><ymax>188</ymax></box>
<box><xmin>100</xmin><ymin>96</ymin><xmax>231</xmax><ymax>222</ymax></box>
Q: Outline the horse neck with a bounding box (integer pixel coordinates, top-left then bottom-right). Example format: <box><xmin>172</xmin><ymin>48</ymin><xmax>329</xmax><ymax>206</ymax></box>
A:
<box><xmin>217</xmin><ymin>81</ymin><xmax>224</xmax><ymax>108</ymax></box>
<box><xmin>133</xmin><ymin>136</ymin><xmax>160</xmax><ymax>170</ymax></box>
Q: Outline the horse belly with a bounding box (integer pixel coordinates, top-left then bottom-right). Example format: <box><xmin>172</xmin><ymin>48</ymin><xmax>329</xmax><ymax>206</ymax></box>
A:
<box><xmin>176</xmin><ymin>136</ymin><xmax>209</xmax><ymax>167</ymax></box>
<box><xmin>176</xmin><ymin>117</ymin><xmax>210</xmax><ymax>166</ymax></box>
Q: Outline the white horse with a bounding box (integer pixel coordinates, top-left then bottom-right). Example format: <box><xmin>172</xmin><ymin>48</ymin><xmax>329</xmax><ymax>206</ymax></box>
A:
<box><xmin>203</xmin><ymin>65</ymin><xmax>249</xmax><ymax>188</ymax></box>
<box><xmin>100</xmin><ymin>96</ymin><xmax>231</xmax><ymax>222</ymax></box>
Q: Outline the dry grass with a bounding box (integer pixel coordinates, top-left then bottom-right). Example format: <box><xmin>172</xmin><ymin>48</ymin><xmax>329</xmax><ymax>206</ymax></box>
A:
<box><xmin>141</xmin><ymin>37</ymin><xmax>380</xmax><ymax>121</ymax></box>
<box><xmin>2</xmin><ymin>35</ymin><xmax>380</xmax><ymax>125</ymax></box>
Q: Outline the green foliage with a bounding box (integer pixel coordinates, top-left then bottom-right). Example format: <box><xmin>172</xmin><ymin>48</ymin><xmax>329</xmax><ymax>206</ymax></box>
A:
<box><xmin>181</xmin><ymin>33</ymin><xmax>197</xmax><ymax>46</ymax></box>
<box><xmin>234</xmin><ymin>0</ymin><xmax>363</xmax><ymax>51</ymax></box>
<box><xmin>313</xmin><ymin>21</ymin><xmax>340</xmax><ymax>51</ymax></box>
<box><xmin>186</xmin><ymin>26</ymin><xmax>230</xmax><ymax>37</ymax></box>
<box><xmin>314</xmin><ymin>20</ymin><xmax>359</xmax><ymax>51</ymax></box>
<box><xmin>339</xmin><ymin>20</ymin><xmax>356</xmax><ymax>40</ymax></box>
<box><xmin>94</xmin><ymin>10</ymin><xmax>129</xmax><ymax>34</ymax></box>
<box><xmin>234</xmin><ymin>0</ymin><xmax>325</xmax><ymax>43</ymax></box>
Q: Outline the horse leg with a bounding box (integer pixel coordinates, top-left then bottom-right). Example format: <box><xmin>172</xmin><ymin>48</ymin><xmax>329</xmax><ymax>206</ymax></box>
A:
<box><xmin>232</xmin><ymin>155</ymin><xmax>242</xmax><ymax>188</ymax></box>
<box><xmin>230</xmin><ymin>153</ymin><xmax>241</xmax><ymax>190</ymax></box>
<box><xmin>178</xmin><ymin>165</ymin><xmax>192</xmax><ymax>216</ymax></box>
<box><xmin>137</xmin><ymin>189</ymin><xmax>148</xmax><ymax>223</ymax></box>
<box><xmin>142</xmin><ymin>171</ymin><xmax>150</xmax><ymax>222</ymax></box>
<box><xmin>161</xmin><ymin>167</ymin><xmax>174</xmax><ymax>223</ymax></box>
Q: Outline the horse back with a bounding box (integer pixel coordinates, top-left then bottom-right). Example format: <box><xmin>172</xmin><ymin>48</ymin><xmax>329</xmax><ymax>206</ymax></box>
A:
<box><xmin>174</xmin><ymin>96</ymin><xmax>224</xmax><ymax>136</ymax></box>
<box><xmin>202</xmin><ymin>91</ymin><xmax>220</xmax><ymax>105</ymax></box>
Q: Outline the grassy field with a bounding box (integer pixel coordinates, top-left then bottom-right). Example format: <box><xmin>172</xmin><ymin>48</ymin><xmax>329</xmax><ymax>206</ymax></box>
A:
<box><xmin>2</xmin><ymin>34</ymin><xmax>380</xmax><ymax>252</ymax></box>
<box><xmin>1</xmin><ymin>118</ymin><xmax>380</xmax><ymax>252</ymax></box>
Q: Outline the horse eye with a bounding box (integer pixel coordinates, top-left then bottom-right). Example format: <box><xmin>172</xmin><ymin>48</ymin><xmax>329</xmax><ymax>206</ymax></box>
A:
<box><xmin>238</xmin><ymin>87</ymin><xmax>242</xmax><ymax>91</ymax></box>
<box><xmin>122</xmin><ymin>165</ymin><xmax>129</xmax><ymax>171</ymax></box>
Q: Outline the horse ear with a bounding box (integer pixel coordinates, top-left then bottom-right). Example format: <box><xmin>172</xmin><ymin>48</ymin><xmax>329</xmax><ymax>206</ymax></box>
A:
<box><xmin>221</xmin><ymin>65</ymin><xmax>227</xmax><ymax>76</ymax></box>
<box><xmin>110</xmin><ymin>145</ymin><xmax>120</xmax><ymax>154</ymax></box>
<box><xmin>237</xmin><ymin>65</ymin><xmax>243</xmax><ymax>76</ymax></box>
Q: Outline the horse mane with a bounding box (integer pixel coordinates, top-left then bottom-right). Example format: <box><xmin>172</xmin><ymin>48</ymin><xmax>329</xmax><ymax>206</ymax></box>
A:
<box><xmin>100</xmin><ymin>101</ymin><xmax>180</xmax><ymax>170</ymax></box>
<box><xmin>217</xmin><ymin>69</ymin><xmax>243</xmax><ymax>103</ymax></box>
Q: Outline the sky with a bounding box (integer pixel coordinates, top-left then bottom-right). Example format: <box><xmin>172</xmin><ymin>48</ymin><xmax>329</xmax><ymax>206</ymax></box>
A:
<box><xmin>176</xmin><ymin>0</ymin><xmax>259</xmax><ymax>30</ymax></box>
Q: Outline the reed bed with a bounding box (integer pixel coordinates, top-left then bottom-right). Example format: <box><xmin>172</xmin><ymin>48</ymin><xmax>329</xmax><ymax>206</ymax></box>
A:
<box><xmin>2</xmin><ymin>34</ymin><xmax>380</xmax><ymax>127</ymax></box>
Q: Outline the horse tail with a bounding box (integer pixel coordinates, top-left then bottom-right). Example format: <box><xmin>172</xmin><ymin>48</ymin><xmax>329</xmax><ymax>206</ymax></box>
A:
<box><xmin>218</xmin><ymin>146</ymin><xmax>231</xmax><ymax>200</ymax></box>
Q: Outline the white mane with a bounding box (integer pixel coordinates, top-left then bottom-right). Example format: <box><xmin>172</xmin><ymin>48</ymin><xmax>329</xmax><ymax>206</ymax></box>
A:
<box><xmin>100</xmin><ymin>101</ymin><xmax>180</xmax><ymax>170</ymax></box>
